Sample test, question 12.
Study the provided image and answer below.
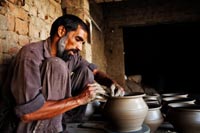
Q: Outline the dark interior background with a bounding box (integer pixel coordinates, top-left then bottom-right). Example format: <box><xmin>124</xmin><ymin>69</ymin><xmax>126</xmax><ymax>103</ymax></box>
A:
<box><xmin>123</xmin><ymin>22</ymin><xmax>200</xmax><ymax>93</ymax></box>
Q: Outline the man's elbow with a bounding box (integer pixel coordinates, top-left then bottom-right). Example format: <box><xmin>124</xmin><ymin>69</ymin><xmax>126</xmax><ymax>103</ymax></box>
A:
<box><xmin>93</xmin><ymin>68</ymin><xmax>98</xmax><ymax>75</ymax></box>
<box><xmin>21</xmin><ymin>114</ymin><xmax>31</xmax><ymax>123</ymax></box>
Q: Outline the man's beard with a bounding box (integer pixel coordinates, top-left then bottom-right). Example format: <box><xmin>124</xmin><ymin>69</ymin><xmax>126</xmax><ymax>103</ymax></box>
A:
<box><xmin>57</xmin><ymin>35</ymin><xmax>68</xmax><ymax>58</ymax></box>
<box><xmin>57</xmin><ymin>35</ymin><xmax>79</xmax><ymax>61</ymax></box>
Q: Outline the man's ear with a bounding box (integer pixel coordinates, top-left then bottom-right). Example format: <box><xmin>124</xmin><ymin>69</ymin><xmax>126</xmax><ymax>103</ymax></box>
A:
<box><xmin>57</xmin><ymin>25</ymin><xmax>66</xmax><ymax>37</ymax></box>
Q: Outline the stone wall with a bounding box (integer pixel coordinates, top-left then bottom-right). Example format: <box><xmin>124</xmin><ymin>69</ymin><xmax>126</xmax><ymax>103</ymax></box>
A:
<box><xmin>0</xmin><ymin>0</ymin><xmax>62</xmax><ymax>87</ymax></box>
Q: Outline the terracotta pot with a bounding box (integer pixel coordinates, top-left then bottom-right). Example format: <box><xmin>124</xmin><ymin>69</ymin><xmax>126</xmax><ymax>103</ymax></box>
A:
<box><xmin>103</xmin><ymin>92</ymin><xmax>148</xmax><ymax>132</ymax></box>
<box><xmin>144</xmin><ymin>103</ymin><xmax>164</xmax><ymax>133</ymax></box>
<box><xmin>167</xmin><ymin>103</ymin><xmax>200</xmax><ymax>133</ymax></box>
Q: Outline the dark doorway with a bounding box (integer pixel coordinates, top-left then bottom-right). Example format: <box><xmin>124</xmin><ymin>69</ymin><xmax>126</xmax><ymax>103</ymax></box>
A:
<box><xmin>123</xmin><ymin>22</ymin><xmax>200</xmax><ymax>93</ymax></box>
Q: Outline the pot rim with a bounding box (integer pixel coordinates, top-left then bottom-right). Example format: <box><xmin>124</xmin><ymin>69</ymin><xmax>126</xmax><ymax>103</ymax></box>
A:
<box><xmin>144</xmin><ymin>93</ymin><xmax>160</xmax><ymax>97</ymax></box>
<box><xmin>147</xmin><ymin>103</ymin><xmax>162</xmax><ymax>110</ymax></box>
<box><xmin>110</xmin><ymin>92</ymin><xmax>145</xmax><ymax>99</ymax></box>
<box><xmin>161</xmin><ymin>92</ymin><xmax>188</xmax><ymax>97</ymax></box>
<box><xmin>168</xmin><ymin>103</ymin><xmax>200</xmax><ymax>112</ymax></box>
<box><xmin>162</xmin><ymin>97</ymin><xmax>194</xmax><ymax>102</ymax></box>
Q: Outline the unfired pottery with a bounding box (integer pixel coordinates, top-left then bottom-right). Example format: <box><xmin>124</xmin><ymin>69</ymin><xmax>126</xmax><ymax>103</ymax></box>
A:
<box><xmin>161</xmin><ymin>92</ymin><xmax>188</xmax><ymax>98</ymax></box>
<box><xmin>161</xmin><ymin>97</ymin><xmax>195</xmax><ymax>114</ymax></box>
<box><xmin>144</xmin><ymin>93</ymin><xmax>161</xmax><ymax>100</ymax></box>
<box><xmin>167</xmin><ymin>103</ymin><xmax>200</xmax><ymax>133</ymax></box>
<box><xmin>144</xmin><ymin>93</ymin><xmax>161</xmax><ymax>105</ymax></box>
<box><xmin>103</xmin><ymin>92</ymin><xmax>148</xmax><ymax>132</ymax></box>
<box><xmin>145</xmin><ymin>100</ymin><xmax>160</xmax><ymax>105</ymax></box>
<box><xmin>144</xmin><ymin>103</ymin><xmax>164</xmax><ymax>133</ymax></box>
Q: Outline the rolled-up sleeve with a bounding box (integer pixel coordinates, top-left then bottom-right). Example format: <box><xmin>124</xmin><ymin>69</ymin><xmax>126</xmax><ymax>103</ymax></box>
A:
<box><xmin>11</xmin><ymin>45</ymin><xmax>45</xmax><ymax>117</ymax></box>
<box><xmin>88</xmin><ymin>63</ymin><xmax>97</xmax><ymax>71</ymax></box>
<box><xmin>15</xmin><ymin>93</ymin><xmax>45</xmax><ymax>117</ymax></box>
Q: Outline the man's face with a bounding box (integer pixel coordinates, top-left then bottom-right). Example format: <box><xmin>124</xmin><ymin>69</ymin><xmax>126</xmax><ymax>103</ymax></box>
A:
<box><xmin>61</xmin><ymin>25</ymin><xmax>88</xmax><ymax>56</ymax></box>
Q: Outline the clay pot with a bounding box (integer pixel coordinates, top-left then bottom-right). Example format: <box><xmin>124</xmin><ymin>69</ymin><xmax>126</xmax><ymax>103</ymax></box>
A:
<box><xmin>162</xmin><ymin>97</ymin><xmax>195</xmax><ymax>105</ymax></box>
<box><xmin>167</xmin><ymin>103</ymin><xmax>200</xmax><ymax>133</ymax></box>
<box><xmin>144</xmin><ymin>93</ymin><xmax>160</xmax><ymax>100</ymax></box>
<box><xmin>144</xmin><ymin>103</ymin><xmax>164</xmax><ymax>133</ymax></box>
<box><xmin>145</xmin><ymin>100</ymin><xmax>160</xmax><ymax>105</ymax></box>
<box><xmin>103</xmin><ymin>92</ymin><xmax>148</xmax><ymax>132</ymax></box>
<box><xmin>144</xmin><ymin>93</ymin><xmax>161</xmax><ymax>105</ymax></box>
<box><xmin>161</xmin><ymin>97</ymin><xmax>195</xmax><ymax>115</ymax></box>
<box><xmin>161</xmin><ymin>92</ymin><xmax>188</xmax><ymax>98</ymax></box>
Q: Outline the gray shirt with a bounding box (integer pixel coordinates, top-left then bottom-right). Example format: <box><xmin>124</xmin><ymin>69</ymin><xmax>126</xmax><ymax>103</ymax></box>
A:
<box><xmin>10</xmin><ymin>38</ymin><xmax>96</xmax><ymax>133</ymax></box>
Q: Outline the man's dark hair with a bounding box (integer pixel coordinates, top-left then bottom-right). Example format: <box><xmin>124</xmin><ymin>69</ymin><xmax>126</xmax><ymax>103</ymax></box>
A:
<box><xmin>50</xmin><ymin>14</ymin><xmax>89</xmax><ymax>38</ymax></box>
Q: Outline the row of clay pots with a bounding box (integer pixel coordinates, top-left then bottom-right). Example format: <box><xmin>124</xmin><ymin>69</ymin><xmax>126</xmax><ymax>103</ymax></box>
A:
<box><xmin>159</xmin><ymin>92</ymin><xmax>200</xmax><ymax>133</ymax></box>
<box><xmin>166</xmin><ymin>103</ymin><xmax>200</xmax><ymax>133</ymax></box>
<box><xmin>103</xmin><ymin>92</ymin><xmax>165</xmax><ymax>133</ymax></box>
<box><xmin>85</xmin><ymin>92</ymin><xmax>199</xmax><ymax>133</ymax></box>
<box><xmin>143</xmin><ymin>92</ymin><xmax>195</xmax><ymax>133</ymax></box>
<box><xmin>161</xmin><ymin>96</ymin><xmax>195</xmax><ymax>115</ymax></box>
<box><xmin>159</xmin><ymin>92</ymin><xmax>195</xmax><ymax>119</ymax></box>
<box><xmin>101</xmin><ymin>92</ymin><xmax>199</xmax><ymax>133</ymax></box>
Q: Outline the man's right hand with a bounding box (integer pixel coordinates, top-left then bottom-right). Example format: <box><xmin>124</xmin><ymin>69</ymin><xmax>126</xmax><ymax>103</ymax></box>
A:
<box><xmin>75</xmin><ymin>83</ymin><xmax>106</xmax><ymax>105</ymax></box>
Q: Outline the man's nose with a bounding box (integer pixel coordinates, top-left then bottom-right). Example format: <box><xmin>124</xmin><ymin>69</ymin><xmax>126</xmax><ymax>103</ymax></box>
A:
<box><xmin>76</xmin><ymin>43</ymin><xmax>82</xmax><ymax>51</ymax></box>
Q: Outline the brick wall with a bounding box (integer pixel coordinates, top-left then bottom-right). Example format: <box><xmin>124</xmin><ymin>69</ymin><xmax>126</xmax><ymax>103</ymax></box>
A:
<box><xmin>63</xmin><ymin>0</ymin><xmax>107</xmax><ymax>71</ymax></box>
<box><xmin>0</xmin><ymin>0</ymin><xmax>107</xmax><ymax>89</ymax></box>
<box><xmin>0</xmin><ymin>0</ymin><xmax>62</xmax><ymax>87</ymax></box>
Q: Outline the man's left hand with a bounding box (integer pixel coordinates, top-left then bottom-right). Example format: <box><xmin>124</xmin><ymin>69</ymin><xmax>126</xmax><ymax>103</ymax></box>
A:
<box><xmin>110</xmin><ymin>83</ymin><xmax>125</xmax><ymax>97</ymax></box>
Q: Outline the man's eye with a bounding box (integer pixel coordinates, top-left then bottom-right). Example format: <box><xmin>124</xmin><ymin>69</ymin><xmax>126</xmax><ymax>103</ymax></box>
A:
<box><xmin>75</xmin><ymin>37</ymin><xmax>82</xmax><ymax>41</ymax></box>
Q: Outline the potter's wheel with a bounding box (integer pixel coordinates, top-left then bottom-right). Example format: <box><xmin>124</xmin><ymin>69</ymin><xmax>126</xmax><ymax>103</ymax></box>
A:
<box><xmin>66</xmin><ymin>122</ymin><xmax>150</xmax><ymax>133</ymax></box>
<box><xmin>105</xmin><ymin>124</ymin><xmax>150</xmax><ymax>133</ymax></box>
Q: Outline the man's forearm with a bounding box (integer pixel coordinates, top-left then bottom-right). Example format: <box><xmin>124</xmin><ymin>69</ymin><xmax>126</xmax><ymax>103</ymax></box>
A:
<box><xmin>21</xmin><ymin>97</ymin><xmax>81</xmax><ymax>122</ymax></box>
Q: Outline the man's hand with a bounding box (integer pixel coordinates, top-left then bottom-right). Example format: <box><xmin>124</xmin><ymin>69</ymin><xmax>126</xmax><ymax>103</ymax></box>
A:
<box><xmin>93</xmin><ymin>69</ymin><xmax>125</xmax><ymax>97</ymax></box>
<box><xmin>75</xmin><ymin>83</ymin><xmax>108</xmax><ymax>105</ymax></box>
<box><xmin>88</xmin><ymin>83</ymin><xmax>109</xmax><ymax>102</ymax></box>
<box><xmin>110</xmin><ymin>83</ymin><xmax>125</xmax><ymax>97</ymax></box>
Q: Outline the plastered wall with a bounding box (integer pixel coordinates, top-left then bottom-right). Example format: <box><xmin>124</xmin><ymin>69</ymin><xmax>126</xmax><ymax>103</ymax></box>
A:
<box><xmin>103</xmin><ymin>0</ymin><xmax>200</xmax><ymax>87</ymax></box>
